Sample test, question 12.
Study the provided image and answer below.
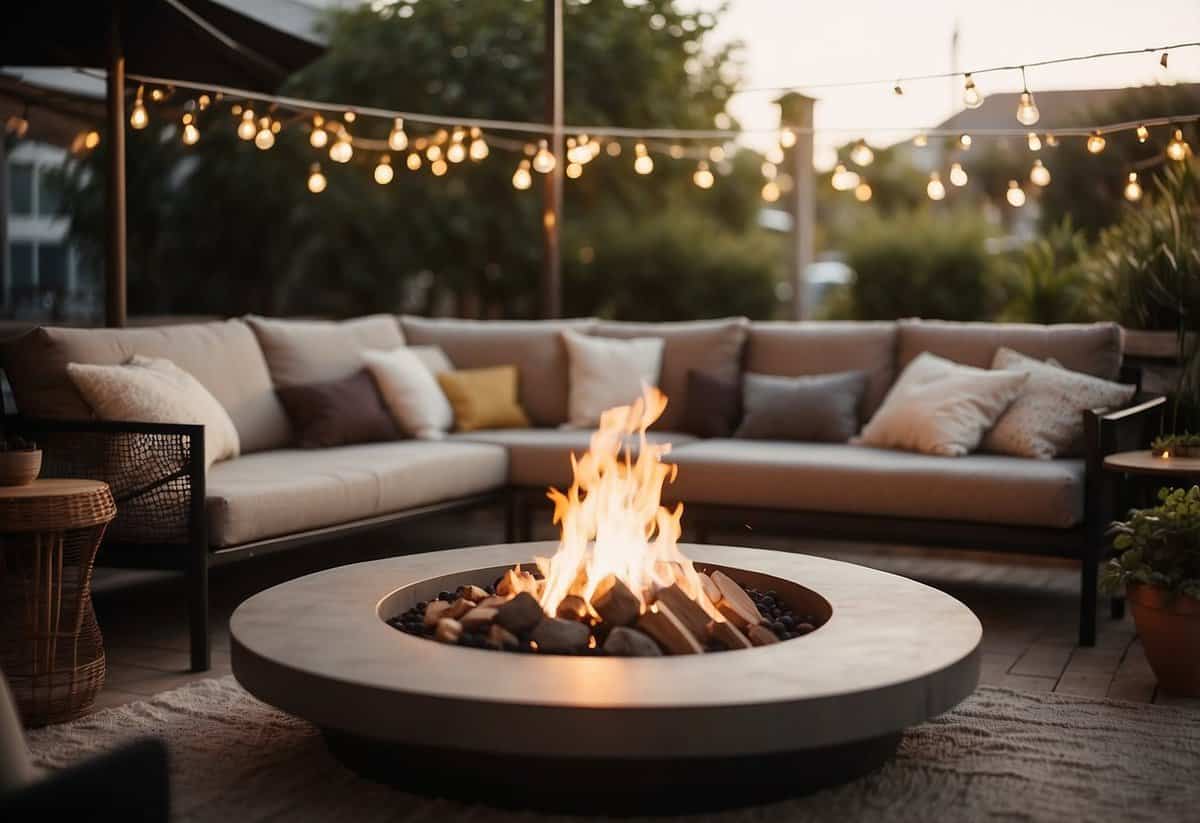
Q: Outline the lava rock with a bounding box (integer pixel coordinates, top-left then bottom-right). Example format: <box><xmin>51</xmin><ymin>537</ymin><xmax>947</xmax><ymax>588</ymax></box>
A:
<box><xmin>530</xmin><ymin>618</ymin><xmax>590</xmax><ymax>653</ymax></box>
<box><xmin>603</xmin><ymin>626</ymin><xmax>663</xmax><ymax>657</ymax></box>
<box><xmin>494</xmin><ymin>592</ymin><xmax>544</xmax><ymax>634</ymax></box>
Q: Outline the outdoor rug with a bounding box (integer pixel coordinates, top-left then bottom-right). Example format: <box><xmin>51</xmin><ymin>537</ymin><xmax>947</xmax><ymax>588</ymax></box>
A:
<box><xmin>25</xmin><ymin>676</ymin><xmax>1200</xmax><ymax>822</ymax></box>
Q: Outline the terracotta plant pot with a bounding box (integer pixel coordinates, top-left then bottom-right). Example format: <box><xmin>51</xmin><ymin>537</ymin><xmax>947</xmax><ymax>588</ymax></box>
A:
<box><xmin>0</xmin><ymin>449</ymin><xmax>41</xmax><ymax>486</ymax></box>
<box><xmin>1127</xmin><ymin>583</ymin><xmax>1200</xmax><ymax>696</ymax></box>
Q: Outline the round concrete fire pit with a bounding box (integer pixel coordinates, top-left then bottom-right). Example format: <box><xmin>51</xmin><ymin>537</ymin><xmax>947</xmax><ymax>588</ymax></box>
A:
<box><xmin>231</xmin><ymin>542</ymin><xmax>981</xmax><ymax>812</ymax></box>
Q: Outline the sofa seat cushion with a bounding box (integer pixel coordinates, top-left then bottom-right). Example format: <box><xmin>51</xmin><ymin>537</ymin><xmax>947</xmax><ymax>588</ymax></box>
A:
<box><xmin>454</xmin><ymin>428</ymin><xmax>696</xmax><ymax>489</ymax></box>
<box><xmin>667</xmin><ymin>440</ymin><xmax>1084</xmax><ymax>529</ymax></box>
<box><xmin>205</xmin><ymin>441</ymin><xmax>507</xmax><ymax>547</ymax></box>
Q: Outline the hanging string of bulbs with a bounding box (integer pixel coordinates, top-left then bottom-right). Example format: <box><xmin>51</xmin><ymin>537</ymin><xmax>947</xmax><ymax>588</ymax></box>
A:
<box><xmin>68</xmin><ymin>40</ymin><xmax>1200</xmax><ymax>206</ymax></box>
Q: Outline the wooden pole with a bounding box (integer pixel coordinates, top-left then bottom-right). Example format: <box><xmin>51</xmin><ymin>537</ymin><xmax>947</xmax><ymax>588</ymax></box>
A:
<box><xmin>777</xmin><ymin>93</ymin><xmax>815</xmax><ymax>321</ymax></box>
<box><xmin>540</xmin><ymin>0</ymin><xmax>563</xmax><ymax>319</ymax></box>
<box><xmin>105</xmin><ymin>4</ymin><xmax>127</xmax><ymax>328</ymax></box>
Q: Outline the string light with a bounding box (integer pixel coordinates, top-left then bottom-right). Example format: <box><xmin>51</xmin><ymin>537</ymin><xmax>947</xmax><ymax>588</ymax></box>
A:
<box><xmin>329</xmin><ymin>129</ymin><xmax>353</xmax><ymax>163</ymax></box>
<box><xmin>388</xmin><ymin>117</ymin><xmax>408</xmax><ymax>151</ymax></box>
<box><xmin>566</xmin><ymin>161</ymin><xmax>583</xmax><ymax>179</ymax></box>
<box><xmin>849</xmin><ymin>139</ymin><xmax>874</xmax><ymax>166</ymax></box>
<box><xmin>959</xmin><ymin>133</ymin><xmax>972</xmax><ymax>149</ymax></box>
<box><xmin>1030</xmin><ymin>158</ymin><xmax>1051</xmax><ymax>187</ymax></box>
<box><xmin>854</xmin><ymin>181</ymin><xmax>872</xmax><ymax>201</ymax></box>
<box><xmin>198</xmin><ymin>94</ymin><xmax>211</xmax><ymax>110</ymax></box>
<box><xmin>1124</xmin><ymin>172</ymin><xmax>1143</xmax><ymax>201</ymax></box>
<box><xmin>406</xmin><ymin>152</ymin><xmax>421</xmax><ymax>171</ymax></box>
<box><xmin>181</xmin><ymin>112</ymin><xmax>200</xmax><ymax>146</ymax></box>
<box><xmin>130</xmin><ymin>86</ymin><xmax>149</xmax><ymax>130</ymax></box>
<box><xmin>254</xmin><ymin>117</ymin><xmax>275</xmax><ymax>150</ymax></box>
<box><xmin>426</xmin><ymin>143</ymin><xmax>443</xmax><ymax>163</ymax></box>
<box><xmin>374</xmin><ymin>154</ymin><xmax>394</xmax><ymax>184</ymax></box>
<box><xmin>633</xmin><ymin>142</ymin><xmax>654</xmax><ymax>174</ymax></box>
<box><xmin>1167</xmin><ymin>128</ymin><xmax>1190</xmax><ymax>161</ymax></box>
<box><xmin>150</xmin><ymin>87</ymin><xmax>166</xmax><ymax>102</ymax></box>
<box><xmin>949</xmin><ymin>162</ymin><xmax>968</xmax><ymax>187</ymax></box>
<box><xmin>606</xmin><ymin>141</ymin><xmax>622</xmax><ymax>157</ymax></box>
<box><xmin>512</xmin><ymin>158</ymin><xmax>533</xmax><ymax>190</ymax></box>
<box><xmin>343</xmin><ymin>110</ymin><xmax>356</xmax><ymax>123</ymax></box>
<box><xmin>668</xmin><ymin>143</ymin><xmax>685</xmax><ymax>159</ymax></box>
<box><xmin>1006</xmin><ymin>180</ymin><xmax>1026</xmax><ymax>207</ymax></box>
<box><xmin>779</xmin><ymin>128</ymin><xmax>797</xmax><ymax>148</ymax></box>
<box><xmin>913</xmin><ymin>133</ymin><xmax>928</xmax><ymax>147</ymax></box>
<box><xmin>1016</xmin><ymin>93</ymin><xmax>1039</xmax><ymax>126</ymax></box>
<box><xmin>1087</xmin><ymin>131</ymin><xmax>1106</xmax><ymax>154</ymax></box>
<box><xmin>765</xmin><ymin>145</ymin><xmax>785</xmax><ymax>164</ymax></box>
<box><xmin>962</xmin><ymin>73</ymin><xmax>983</xmax><ymax>109</ymax></box>
<box><xmin>306</xmin><ymin>163</ymin><xmax>326</xmax><ymax>194</ymax></box>
<box><xmin>893</xmin><ymin>82</ymin><xmax>904</xmax><ymax>96</ymax></box>
<box><xmin>709</xmin><ymin>145</ymin><xmax>726</xmax><ymax>162</ymax></box>
<box><xmin>1161</xmin><ymin>52</ymin><xmax>1169</xmax><ymax>69</ymax></box>
<box><xmin>447</xmin><ymin>129</ymin><xmax>467</xmax><ymax>163</ymax></box>
<box><xmin>927</xmin><ymin>171</ymin><xmax>946</xmax><ymax>201</ymax></box>
<box><xmin>533</xmin><ymin>140</ymin><xmax>557</xmax><ymax>173</ymax></box>
<box><xmin>831</xmin><ymin>164</ymin><xmax>860</xmax><ymax>191</ymax></box>
<box><xmin>431</xmin><ymin>158</ymin><xmax>448</xmax><ymax>176</ymax></box>
<box><xmin>310</xmin><ymin>115</ymin><xmax>328</xmax><ymax>148</ymax></box>
<box><xmin>1027</xmin><ymin>132</ymin><xmax>1041</xmax><ymax>151</ymax></box>
<box><xmin>1044</xmin><ymin>133</ymin><xmax>1059</xmax><ymax>147</ymax></box>
<box><xmin>1136</xmin><ymin>124</ymin><xmax>1150</xmax><ymax>142</ymax></box>
<box><xmin>761</xmin><ymin>180</ymin><xmax>781</xmax><ymax>202</ymax></box>
<box><xmin>693</xmin><ymin>160</ymin><xmax>714</xmax><ymax>188</ymax></box>
<box><xmin>237</xmin><ymin>109</ymin><xmax>256</xmax><ymax>140</ymax></box>
<box><xmin>84</xmin><ymin>130</ymin><xmax>100</xmax><ymax>150</ymax></box>
<box><xmin>761</xmin><ymin>161</ymin><xmax>777</xmax><ymax>179</ymax></box>
<box><xmin>469</xmin><ymin>127</ymin><xmax>489</xmax><ymax>160</ymax></box>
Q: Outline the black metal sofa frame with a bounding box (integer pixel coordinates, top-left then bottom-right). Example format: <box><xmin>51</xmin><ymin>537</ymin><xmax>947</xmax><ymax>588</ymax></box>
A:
<box><xmin>10</xmin><ymin>390</ymin><xmax>1166</xmax><ymax>672</ymax></box>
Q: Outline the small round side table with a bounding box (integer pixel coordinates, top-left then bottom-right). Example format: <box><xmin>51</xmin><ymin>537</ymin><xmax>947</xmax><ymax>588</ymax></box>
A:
<box><xmin>0</xmin><ymin>479</ymin><xmax>115</xmax><ymax>726</ymax></box>
<box><xmin>1103</xmin><ymin>450</ymin><xmax>1200</xmax><ymax>481</ymax></box>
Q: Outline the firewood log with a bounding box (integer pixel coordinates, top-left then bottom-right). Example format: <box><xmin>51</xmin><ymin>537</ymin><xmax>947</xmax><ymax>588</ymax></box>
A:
<box><xmin>708</xmin><ymin>619</ymin><xmax>753</xmax><ymax>650</ymax></box>
<box><xmin>711</xmin><ymin>571</ymin><xmax>765</xmax><ymax>629</ymax></box>
<box><xmin>591</xmin><ymin>574</ymin><xmax>641</xmax><ymax>626</ymax></box>
<box><xmin>637</xmin><ymin>603</ymin><xmax>704</xmax><ymax>655</ymax></box>
<box><xmin>434</xmin><ymin>618</ymin><xmax>462</xmax><ymax>644</ymax></box>
<box><xmin>655</xmin><ymin>584</ymin><xmax>714</xmax><ymax>642</ymax></box>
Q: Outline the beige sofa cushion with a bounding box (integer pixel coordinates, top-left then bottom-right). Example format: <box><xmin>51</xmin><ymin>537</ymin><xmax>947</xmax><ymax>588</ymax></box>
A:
<box><xmin>745</xmin><ymin>322</ymin><xmax>897</xmax><ymax>419</ymax></box>
<box><xmin>246</xmin><ymin>315</ymin><xmax>405</xmax><ymax>388</ymax></box>
<box><xmin>206</xmin><ymin>440</ymin><xmax>507</xmax><ymax>547</ymax></box>
<box><xmin>898</xmin><ymin>320</ymin><xmax>1123</xmax><ymax>380</ymax></box>
<box><xmin>400</xmin><ymin>317</ymin><xmax>595</xmax><ymax>427</ymax></box>
<box><xmin>0</xmin><ymin>320</ymin><xmax>289</xmax><ymax>453</ymax></box>
<box><xmin>454</xmin><ymin>428</ymin><xmax>695</xmax><ymax>489</ymax></box>
<box><xmin>668</xmin><ymin>439</ymin><xmax>1084</xmax><ymax>528</ymax></box>
<box><xmin>590</xmin><ymin>318</ymin><xmax>748</xmax><ymax>431</ymax></box>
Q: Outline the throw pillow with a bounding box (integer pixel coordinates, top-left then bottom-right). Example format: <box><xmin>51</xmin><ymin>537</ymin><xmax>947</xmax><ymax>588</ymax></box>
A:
<box><xmin>681</xmin><ymin>369</ymin><xmax>742</xmax><ymax>438</ymax></box>
<box><xmin>408</xmin><ymin>345</ymin><xmax>453</xmax><ymax>375</ymax></box>
<box><xmin>276</xmin><ymin>370</ymin><xmax>400</xmax><ymax>449</ymax></box>
<box><xmin>735</xmin><ymin>371</ymin><xmax>867</xmax><ymax>442</ymax></box>
<box><xmin>561</xmin><ymin>329</ymin><xmax>664</xmax><ymax>427</ymax></box>
<box><xmin>858</xmin><ymin>352</ymin><xmax>1028</xmax><ymax>457</ymax></box>
<box><xmin>436</xmin><ymin>366</ymin><xmax>531</xmax><ymax>432</ymax></box>
<box><xmin>982</xmin><ymin>347</ymin><xmax>1136</xmax><ymax>459</ymax></box>
<box><xmin>67</xmin><ymin>355</ymin><xmax>240</xmax><ymax>468</ymax></box>
<box><xmin>362</xmin><ymin>348</ymin><xmax>454</xmax><ymax>440</ymax></box>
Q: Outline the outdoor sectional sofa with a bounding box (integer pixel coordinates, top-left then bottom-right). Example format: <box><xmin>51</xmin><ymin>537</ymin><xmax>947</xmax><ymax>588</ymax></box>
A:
<box><xmin>0</xmin><ymin>315</ymin><xmax>1165</xmax><ymax>671</ymax></box>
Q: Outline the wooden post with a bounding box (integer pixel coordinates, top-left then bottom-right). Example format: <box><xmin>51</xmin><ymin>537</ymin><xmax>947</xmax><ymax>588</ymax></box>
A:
<box><xmin>540</xmin><ymin>0</ymin><xmax>563</xmax><ymax>319</ymax></box>
<box><xmin>106</xmin><ymin>5</ymin><xmax>127</xmax><ymax>328</ymax></box>
<box><xmin>777</xmin><ymin>93</ymin><xmax>815</xmax><ymax>321</ymax></box>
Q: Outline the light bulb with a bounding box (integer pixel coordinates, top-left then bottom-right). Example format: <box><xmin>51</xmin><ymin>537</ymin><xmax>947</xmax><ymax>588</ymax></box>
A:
<box><xmin>307</xmin><ymin>163</ymin><xmax>326</xmax><ymax>194</ymax></box>
<box><xmin>566</xmin><ymin>162</ymin><xmax>583</xmax><ymax>179</ymax></box>
<box><xmin>512</xmin><ymin>159</ymin><xmax>532</xmax><ymax>190</ymax></box>
<box><xmin>447</xmin><ymin>140</ymin><xmax>466</xmax><ymax>164</ymax></box>
<box><xmin>1167</xmin><ymin>128</ymin><xmax>1190</xmax><ymax>161</ymax></box>
<box><xmin>761</xmin><ymin>161</ymin><xmax>777</xmax><ymax>180</ymax></box>
<box><xmin>271</xmin><ymin>120</ymin><xmax>281</xmax><ymax>134</ymax></box>
<box><xmin>959</xmin><ymin>133</ymin><xmax>972</xmax><ymax>149</ymax></box>
<box><xmin>949</xmin><ymin>162</ymin><xmax>968</xmax><ymax>187</ymax></box>
<box><xmin>1161</xmin><ymin>51</ymin><xmax>1169</xmax><ymax>69</ymax></box>
<box><xmin>310</xmin><ymin>116</ymin><xmax>328</xmax><ymax>148</ymax></box>
<box><xmin>1016</xmin><ymin>92</ymin><xmax>1039</xmax><ymax>126</ymax></box>
<box><xmin>1027</xmin><ymin>132</ymin><xmax>1041</xmax><ymax>152</ymax></box>
<box><xmin>633</xmin><ymin>143</ymin><xmax>653</xmax><ymax>175</ymax></box>
<box><xmin>237</xmin><ymin>110</ymin><xmax>256</xmax><ymax>141</ymax></box>
<box><xmin>431</xmin><ymin>159</ymin><xmax>448</xmax><ymax>176</ymax></box>
<box><xmin>254</xmin><ymin>119</ymin><xmax>275</xmax><ymax>150</ymax></box>
<box><xmin>130</xmin><ymin>86</ymin><xmax>148</xmax><ymax>130</ymax></box>
<box><xmin>779</xmin><ymin>128</ymin><xmax>796</xmax><ymax>148</ymax></box>
<box><xmin>709</xmin><ymin>145</ymin><xmax>726</xmax><ymax>162</ymax></box>
<box><xmin>849</xmin><ymin>140</ymin><xmax>874</xmax><ymax>167</ymax></box>
<box><xmin>1006</xmin><ymin>180</ymin><xmax>1026</xmax><ymax>207</ymax></box>
<box><xmin>913</xmin><ymin>133</ymin><xmax>928</xmax><ymax>148</ymax></box>
<box><xmin>831</xmin><ymin>164</ymin><xmax>859</xmax><ymax>192</ymax></box>
<box><xmin>182</xmin><ymin>122</ymin><xmax>200</xmax><ymax>145</ymax></box>
<box><xmin>963</xmin><ymin>73</ymin><xmax>983</xmax><ymax>109</ymax></box>
<box><xmin>1136</xmin><ymin>125</ymin><xmax>1149</xmax><ymax>143</ymax></box>
<box><xmin>1087</xmin><ymin>131</ymin><xmax>1106</xmax><ymax>154</ymax></box>
<box><xmin>329</xmin><ymin>135</ymin><xmax>353</xmax><ymax>163</ymax></box>
<box><xmin>343</xmin><ymin>111</ymin><xmax>356</xmax><ymax>123</ymax></box>
<box><xmin>198</xmin><ymin>94</ymin><xmax>211</xmax><ymax>110</ymax></box>
<box><xmin>927</xmin><ymin>172</ymin><xmax>946</xmax><ymax>201</ymax></box>
<box><xmin>693</xmin><ymin>161</ymin><xmax>714</xmax><ymax>189</ymax></box>
<box><xmin>1030</xmin><ymin>159</ymin><xmax>1050</xmax><ymax>187</ymax></box>
<box><xmin>893</xmin><ymin>82</ymin><xmax>904</xmax><ymax>96</ymax></box>
<box><xmin>426</xmin><ymin>144</ymin><xmax>442</xmax><ymax>162</ymax></box>
<box><xmin>533</xmin><ymin>140</ymin><xmax>556</xmax><ymax>173</ymax></box>
<box><xmin>469</xmin><ymin>135</ymin><xmax>489</xmax><ymax>161</ymax></box>
<box><xmin>1045</xmin><ymin>133</ymin><xmax>1059</xmax><ymax>147</ymax></box>
<box><xmin>84</xmin><ymin>130</ymin><xmax>100</xmax><ymax>149</ymax></box>
<box><xmin>765</xmin><ymin>145</ymin><xmax>784</xmax><ymax>165</ymax></box>
<box><xmin>374</xmin><ymin>155</ymin><xmax>394</xmax><ymax>184</ymax></box>
<box><xmin>1124</xmin><ymin>172</ymin><xmax>1143</xmax><ymax>202</ymax></box>
<box><xmin>854</xmin><ymin>182</ymin><xmax>872</xmax><ymax>202</ymax></box>
<box><xmin>669</xmin><ymin>144</ymin><xmax>685</xmax><ymax>159</ymax></box>
<box><xmin>606</xmin><ymin>141</ymin><xmax>622</xmax><ymax>157</ymax></box>
<box><xmin>761</xmin><ymin>180</ymin><xmax>781</xmax><ymax>202</ymax></box>
<box><xmin>406</xmin><ymin>152</ymin><xmax>421</xmax><ymax>171</ymax></box>
<box><xmin>388</xmin><ymin>118</ymin><xmax>408</xmax><ymax>151</ymax></box>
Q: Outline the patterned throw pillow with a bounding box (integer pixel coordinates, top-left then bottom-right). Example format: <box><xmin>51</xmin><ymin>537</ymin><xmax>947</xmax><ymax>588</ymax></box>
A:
<box><xmin>982</xmin><ymin>348</ymin><xmax>1136</xmax><ymax>459</ymax></box>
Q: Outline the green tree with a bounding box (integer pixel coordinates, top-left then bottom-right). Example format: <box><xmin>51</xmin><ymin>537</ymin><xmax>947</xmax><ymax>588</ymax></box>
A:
<box><xmin>998</xmin><ymin>216</ymin><xmax>1093</xmax><ymax>324</ymax></box>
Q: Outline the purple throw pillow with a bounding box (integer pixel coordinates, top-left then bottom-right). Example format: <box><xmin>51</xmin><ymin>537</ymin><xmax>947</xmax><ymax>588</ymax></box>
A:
<box><xmin>276</xmin><ymin>370</ymin><xmax>400</xmax><ymax>449</ymax></box>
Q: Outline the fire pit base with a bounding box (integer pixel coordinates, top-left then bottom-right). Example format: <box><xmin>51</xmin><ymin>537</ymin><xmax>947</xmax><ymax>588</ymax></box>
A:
<box><xmin>323</xmin><ymin>728</ymin><xmax>902</xmax><ymax>814</ymax></box>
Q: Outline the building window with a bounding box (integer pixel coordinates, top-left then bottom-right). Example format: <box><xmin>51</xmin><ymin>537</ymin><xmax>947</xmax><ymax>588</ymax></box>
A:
<box><xmin>39</xmin><ymin>244</ymin><xmax>69</xmax><ymax>291</ymax></box>
<box><xmin>9</xmin><ymin>162</ymin><xmax>34</xmax><ymax>216</ymax></box>
<box><xmin>38</xmin><ymin>171</ymin><xmax>62</xmax><ymax>217</ymax></box>
<box><xmin>9</xmin><ymin>242</ymin><xmax>34</xmax><ymax>289</ymax></box>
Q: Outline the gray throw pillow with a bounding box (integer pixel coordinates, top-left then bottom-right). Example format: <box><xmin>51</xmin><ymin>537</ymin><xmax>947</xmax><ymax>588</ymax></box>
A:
<box><xmin>734</xmin><ymin>371</ymin><xmax>867</xmax><ymax>442</ymax></box>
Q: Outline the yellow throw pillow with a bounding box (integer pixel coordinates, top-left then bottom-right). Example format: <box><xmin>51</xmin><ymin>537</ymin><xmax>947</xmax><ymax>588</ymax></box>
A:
<box><xmin>436</xmin><ymin>366</ymin><xmax>531</xmax><ymax>432</ymax></box>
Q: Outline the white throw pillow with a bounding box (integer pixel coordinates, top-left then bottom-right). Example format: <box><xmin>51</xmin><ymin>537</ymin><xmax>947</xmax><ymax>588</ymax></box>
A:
<box><xmin>67</xmin><ymin>355</ymin><xmax>240</xmax><ymax>468</ymax></box>
<box><xmin>859</xmin><ymin>352</ymin><xmax>1028</xmax><ymax>457</ymax></box>
<box><xmin>362</xmin><ymin>347</ymin><xmax>454</xmax><ymax>439</ymax></box>
<box><xmin>562</xmin><ymin>329</ymin><xmax>664</xmax><ymax>427</ymax></box>
<box><xmin>982</xmin><ymin>347</ymin><xmax>1136</xmax><ymax>459</ymax></box>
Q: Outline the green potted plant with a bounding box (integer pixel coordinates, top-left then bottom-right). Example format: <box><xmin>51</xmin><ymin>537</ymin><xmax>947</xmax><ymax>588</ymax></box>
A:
<box><xmin>0</xmin><ymin>435</ymin><xmax>41</xmax><ymax>486</ymax></box>
<box><xmin>1102</xmin><ymin>486</ymin><xmax>1200</xmax><ymax>695</ymax></box>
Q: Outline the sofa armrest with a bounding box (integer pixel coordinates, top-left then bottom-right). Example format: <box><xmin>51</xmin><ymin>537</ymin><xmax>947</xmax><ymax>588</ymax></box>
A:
<box><xmin>6</xmin><ymin>416</ymin><xmax>206</xmax><ymax>550</ymax></box>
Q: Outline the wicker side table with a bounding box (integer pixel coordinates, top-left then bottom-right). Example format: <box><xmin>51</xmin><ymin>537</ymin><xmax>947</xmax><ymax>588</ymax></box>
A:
<box><xmin>0</xmin><ymin>479</ymin><xmax>115</xmax><ymax>726</ymax></box>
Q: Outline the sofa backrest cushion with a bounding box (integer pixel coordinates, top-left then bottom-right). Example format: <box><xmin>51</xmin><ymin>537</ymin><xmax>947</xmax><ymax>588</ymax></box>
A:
<box><xmin>897</xmin><ymin>320</ymin><xmax>1123</xmax><ymax>380</ymax></box>
<box><xmin>399</xmin><ymin>317</ymin><xmax>595</xmax><ymax>426</ymax></box>
<box><xmin>0</xmin><ymin>320</ymin><xmax>291</xmax><ymax>454</ymax></box>
<box><xmin>744</xmin><ymin>321</ymin><xmax>897</xmax><ymax>420</ymax></box>
<box><xmin>590</xmin><ymin>318</ymin><xmax>749</xmax><ymax>431</ymax></box>
<box><xmin>245</xmin><ymin>314</ymin><xmax>405</xmax><ymax>389</ymax></box>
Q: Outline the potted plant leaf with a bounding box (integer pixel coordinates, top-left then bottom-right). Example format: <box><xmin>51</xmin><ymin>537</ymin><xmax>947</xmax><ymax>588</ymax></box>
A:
<box><xmin>1102</xmin><ymin>486</ymin><xmax>1200</xmax><ymax>695</ymax></box>
<box><xmin>0</xmin><ymin>434</ymin><xmax>41</xmax><ymax>486</ymax></box>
